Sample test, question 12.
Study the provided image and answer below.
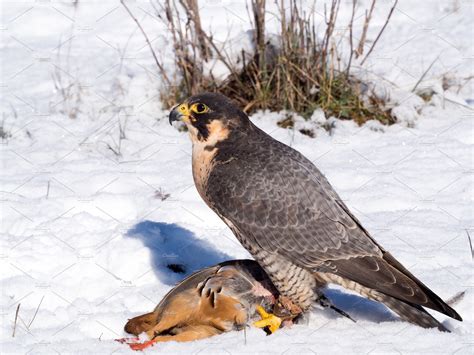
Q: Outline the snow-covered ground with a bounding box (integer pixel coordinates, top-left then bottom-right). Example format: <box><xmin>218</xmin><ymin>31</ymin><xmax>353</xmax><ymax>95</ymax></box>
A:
<box><xmin>1</xmin><ymin>1</ymin><xmax>473</xmax><ymax>354</ymax></box>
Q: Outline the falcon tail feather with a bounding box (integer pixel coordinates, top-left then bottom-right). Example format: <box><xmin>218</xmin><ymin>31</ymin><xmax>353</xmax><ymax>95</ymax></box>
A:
<box><xmin>369</xmin><ymin>290</ymin><xmax>451</xmax><ymax>332</ymax></box>
<box><xmin>382</xmin><ymin>252</ymin><xmax>462</xmax><ymax>321</ymax></box>
<box><xmin>330</xmin><ymin>253</ymin><xmax>462</xmax><ymax>322</ymax></box>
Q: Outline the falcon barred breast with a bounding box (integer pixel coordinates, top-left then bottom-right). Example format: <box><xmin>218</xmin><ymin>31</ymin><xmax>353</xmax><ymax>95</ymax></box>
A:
<box><xmin>169</xmin><ymin>92</ymin><xmax>462</xmax><ymax>332</ymax></box>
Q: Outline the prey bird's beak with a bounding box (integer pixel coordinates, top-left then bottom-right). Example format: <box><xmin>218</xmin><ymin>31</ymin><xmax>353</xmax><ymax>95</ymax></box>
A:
<box><xmin>169</xmin><ymin>103</ymin><xmax>190</xmax><ymax>125</ymax></box>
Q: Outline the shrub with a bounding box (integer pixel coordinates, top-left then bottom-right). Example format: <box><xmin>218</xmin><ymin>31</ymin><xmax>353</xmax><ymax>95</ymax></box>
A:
<box><xmin>123</xmin><ymin>0</ymin><xmax>398</xmax><ymax>125</ymax></box>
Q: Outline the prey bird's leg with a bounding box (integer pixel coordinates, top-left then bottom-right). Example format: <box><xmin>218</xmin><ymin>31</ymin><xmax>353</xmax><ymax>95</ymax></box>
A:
<box><xmin>115</xmin><ymin>336</ymin><xmax>158</xmax><ymax>351</ymax></box>
<box><xmin>128</xmin><ymin>339</ymin><xmax>158</xmax><ymax>351</ymax></box>
<box><xmin>115</xmin><ymin>337</ymin><xmax>139</xmax><ymax>344</ymax></box>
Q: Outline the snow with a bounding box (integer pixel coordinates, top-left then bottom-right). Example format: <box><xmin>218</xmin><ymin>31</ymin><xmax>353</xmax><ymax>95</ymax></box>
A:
<box><xmin>1</xmin><ymin>0</ymin><xmax>473</xmax><ymax>354</ymax></box>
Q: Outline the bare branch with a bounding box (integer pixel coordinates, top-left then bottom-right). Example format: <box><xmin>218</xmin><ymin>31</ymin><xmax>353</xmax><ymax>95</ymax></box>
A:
<box><xmin>27</xmin><ymin>295</ymin><xmax>44</xmax><ymax>329</ymax></box>
<box><xmin>361</xmin><ymin>0</ymin><xmax>398</xmax><ymax>65</ymax></box>
<box><xmin>12</xmin><ymin>303</ymin><xmax>20</xmax><ymax>337</ymax></box>
<box><xmin>411</xmin><ymin>54</ymin><xmax>440</xmax><ymax>92</ymax></box>
<box><xmin>356</xmin><ymin>0</ymin><xmax>376</xmax><ymax>58</ymax></box>
<box><xmin>346</xmin><ymin>0</ymin><xmax>357</xmax><ymax>76</ymax></box>
<box><xmin>467</xmin><ymin>229</ymin><xmax>473</xmax><ymax>260</ymax></box>
<box><xmin>120</xmin><ymin>0</ymin><xmax>171</xmax><ymax>85</ymax></box>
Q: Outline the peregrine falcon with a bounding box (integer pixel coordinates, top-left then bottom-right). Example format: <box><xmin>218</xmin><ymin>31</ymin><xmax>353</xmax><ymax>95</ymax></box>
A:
<box><xmin>169</xmin><ymin>92</ymin><xmax>462</xmax><ymax>332</ymax></box>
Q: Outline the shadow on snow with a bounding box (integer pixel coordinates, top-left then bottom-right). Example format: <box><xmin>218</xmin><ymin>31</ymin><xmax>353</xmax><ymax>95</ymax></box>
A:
<box><xmin>127</xmin><ymin>220</ymin><xmax>397</xmax><ymax>325</ymax></box>
<box><xmin>127</xmin><ymin>220</ymin><xmax>231</xmax><ymax>285</ymax></box>
<box><xmin>323</xmin><ymin>287</ymin><xmax>397</xmax><ymax>324</ymax></box>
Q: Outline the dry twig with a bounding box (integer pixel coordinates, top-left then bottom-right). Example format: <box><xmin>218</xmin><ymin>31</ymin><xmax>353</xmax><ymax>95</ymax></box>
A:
<box><xmin>120</xmin><ymin>0</ymin><xmax>171</xmax><ymax>85</ymax></box>
<box><xmin>12</xmin><ymin>303</ymin><xmax>20</xmax><ymax>337</ymax></box>
<box><xmin>144</xmin><ymin>0</ymin><xmax>396</xmax><ymax>124</ymax></box>
<box><xmin>411</xmin><ymin>54</ymin><xmax>440</xmax><ymax>92</ymax></box>
<box><xmin>27</xmin><ymin>295</ymin><xmax>45</xmax><ymax>329</ymax></box>
<box><xmin>361</xmin><ymin>0</ymin><xmax>398</xmax><ymax>65</ymax></box>
<box><xmin>356</xmin><ymin>0</ymin><xmax>376</xmax><ymax>58</ymax></box>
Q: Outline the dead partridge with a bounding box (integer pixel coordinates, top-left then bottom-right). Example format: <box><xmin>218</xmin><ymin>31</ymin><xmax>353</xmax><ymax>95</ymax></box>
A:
<box><xmin>118</xmin><ymin>260</ymin><xmax>278</xmax><ymax>350</ymax></box>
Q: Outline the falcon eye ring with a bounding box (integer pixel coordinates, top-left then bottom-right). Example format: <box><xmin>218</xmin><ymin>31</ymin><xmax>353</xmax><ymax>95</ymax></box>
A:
<box><xmin>191</xmin><ymin>103</ymin><xmax>209</xmax><ymax>114</ymax></box>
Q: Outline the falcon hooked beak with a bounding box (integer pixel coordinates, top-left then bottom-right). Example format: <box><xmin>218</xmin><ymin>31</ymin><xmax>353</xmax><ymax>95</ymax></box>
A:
<box><xmin>169</xmin><ymin>103</ymin><xmax>192</xmax><ymax>125</ymax></box>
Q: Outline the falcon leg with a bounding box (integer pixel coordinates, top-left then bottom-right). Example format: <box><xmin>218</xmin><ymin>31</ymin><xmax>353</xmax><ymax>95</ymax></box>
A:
<box><xmin>254</xmin><ymin>295</ymin><xmax>306</xmax><ymax>334</ymax></box>
<box><xmin>318</xmin><ymin>295</ymin><xmax>356</xmax><ymax>322</ymax></box>
<box><xmin>276</xmin><ymin>295</ymin><xmax>303</xmax><ymax>315</ymax></box>
<box><xmin>253</xmin><ymin>305</ymin><xmax>282</xmax><ymax>334</ymax></box>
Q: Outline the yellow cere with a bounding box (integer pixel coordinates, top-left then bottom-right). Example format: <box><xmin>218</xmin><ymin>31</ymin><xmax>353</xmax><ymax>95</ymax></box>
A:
<box><xmin>178</xmin><ymin>104</ymin><xmax>190</xmax><ymax>116</ymax></box>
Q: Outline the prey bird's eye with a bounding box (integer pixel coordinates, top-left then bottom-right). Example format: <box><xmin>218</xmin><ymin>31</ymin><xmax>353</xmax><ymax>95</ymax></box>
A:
<box><xmin>191</xmin><ymin>103</ymin><xmax>209</xmax><ymax>114</ymax></box>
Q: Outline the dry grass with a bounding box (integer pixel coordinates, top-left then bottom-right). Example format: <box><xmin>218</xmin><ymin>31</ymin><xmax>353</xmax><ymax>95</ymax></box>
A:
<box><xmin>125</xmin><ymin>0</ymin><xmax>399</xmax><ymax>125</ymax></box>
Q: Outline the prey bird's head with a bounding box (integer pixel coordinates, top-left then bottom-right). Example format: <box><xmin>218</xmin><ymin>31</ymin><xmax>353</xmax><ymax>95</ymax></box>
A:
<box><xmin>169</xmin><ymin>92</ymin><xmax>250</xmax><ymax>144</ymax></box>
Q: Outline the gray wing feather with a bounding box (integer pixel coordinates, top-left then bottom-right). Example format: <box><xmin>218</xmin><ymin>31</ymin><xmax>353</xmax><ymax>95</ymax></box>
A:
<box><xmin>208</xmin><ymin>134</ymin><xmax>381</xmax><ymax>267</ymax></box>
<box><xmin>206</xmin><ymin>128</ymin><xmax>461</xmax><ymax>321</ymax></box>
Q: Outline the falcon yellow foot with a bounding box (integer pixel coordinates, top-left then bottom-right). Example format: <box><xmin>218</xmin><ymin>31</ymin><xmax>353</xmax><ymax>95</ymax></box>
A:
<box><xmin>253</xmin><ymin>305</ymin><xmax>282</xmax><ymax>334</ymax></box>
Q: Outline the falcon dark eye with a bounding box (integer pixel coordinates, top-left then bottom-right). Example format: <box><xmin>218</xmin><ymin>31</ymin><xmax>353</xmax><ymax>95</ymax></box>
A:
<box><xmin>192</xmin><ymin>103</ymin><xmax>209</xmax><ymax>114</ymax></box>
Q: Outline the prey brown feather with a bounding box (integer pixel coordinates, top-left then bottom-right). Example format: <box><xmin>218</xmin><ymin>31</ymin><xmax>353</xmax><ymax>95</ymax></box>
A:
<box><xmin>121</xmin><ymin>260</ymin><xmax>278</xmax><ymax>350</ymax></box>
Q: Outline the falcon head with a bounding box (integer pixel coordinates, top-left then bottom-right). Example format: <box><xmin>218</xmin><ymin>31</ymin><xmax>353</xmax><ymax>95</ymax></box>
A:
<box><xmin>169</xmin><ymin>92</ymin><xmax>249</xmax><ymax>143</ymax></box>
